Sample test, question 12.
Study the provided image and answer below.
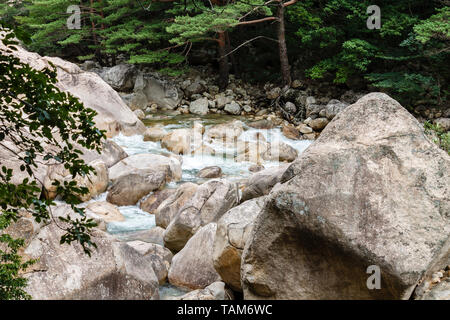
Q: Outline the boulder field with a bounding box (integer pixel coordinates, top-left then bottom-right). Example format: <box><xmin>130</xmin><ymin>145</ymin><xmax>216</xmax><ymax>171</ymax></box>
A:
<box><xmin>4</xmin><ymin>48</ymin><xmax>448</xmax><ymax>301</ymax></box>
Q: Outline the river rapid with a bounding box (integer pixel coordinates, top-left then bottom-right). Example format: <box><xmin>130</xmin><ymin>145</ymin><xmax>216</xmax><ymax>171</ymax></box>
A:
<box><xmin>83</xmin><ymin>113</ymin><xmax>312</xmax><ymax>299</ymax></box>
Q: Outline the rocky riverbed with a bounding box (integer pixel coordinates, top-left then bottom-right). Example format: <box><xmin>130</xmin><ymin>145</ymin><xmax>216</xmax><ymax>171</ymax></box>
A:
<box><xmin>3</xmin><ymin>46</ymin><xmax>449</xmax><ymax>300</ymax></box>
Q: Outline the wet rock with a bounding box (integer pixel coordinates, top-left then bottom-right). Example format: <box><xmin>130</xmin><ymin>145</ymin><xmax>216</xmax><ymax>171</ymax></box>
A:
<box><xmin>168</xmin><ymin>223</ymin><xmax>221</xmax><ymax>289</ymax></box>
<box><xmin>144</xmin><ymin>126</ymin><xmax>168</xmax><ymax>142</ymax></box>
<box><xmin>197</xmin><ymin>166</ymin><xmax>223</xmax><ymax>179</ymax></box>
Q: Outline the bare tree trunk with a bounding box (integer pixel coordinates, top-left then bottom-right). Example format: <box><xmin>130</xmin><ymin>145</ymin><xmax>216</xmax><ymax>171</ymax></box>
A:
<box><xmin>218</xmin><ymin>31</ymin><xmax>229</xmax><ymax>90</ymax></box>
<box><xmin>277</xmin><ymin>3</ymin><xmax>291</xmax><ymax>86</ymax></box>
<box><xmin>225</xmin><ymin>31</ymin><xmax>239</xmax><ymax>78</ymax></box>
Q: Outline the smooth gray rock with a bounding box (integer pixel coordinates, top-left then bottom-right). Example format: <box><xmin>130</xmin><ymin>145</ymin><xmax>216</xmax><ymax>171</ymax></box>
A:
<box><xmin>241</xmin><ymin>93</ymin><xmax>450</xmax><ymax>300</ymax></box>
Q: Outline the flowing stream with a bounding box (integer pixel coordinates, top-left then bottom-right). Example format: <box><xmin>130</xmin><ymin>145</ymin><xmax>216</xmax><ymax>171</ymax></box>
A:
<box><xmin>85</xmin><ymin>113</ymin><xmax>312</xmax><ymax>298</ymax></box>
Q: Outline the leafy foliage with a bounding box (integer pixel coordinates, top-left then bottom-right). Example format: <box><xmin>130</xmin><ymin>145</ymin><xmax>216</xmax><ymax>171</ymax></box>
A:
<box><xmin>0</xmin><ymin>25</ymin><xmax>105</xmax><ymax>299</ymax></box>
<box><xmin>287</xmin><ymin>0</ymin><xmax>449</xmax><ymax>108</ymax></box>
<box><xmin>424</xmin><ymin>120</ymin><xmax>450</xmax><ymax>154</ymax></box>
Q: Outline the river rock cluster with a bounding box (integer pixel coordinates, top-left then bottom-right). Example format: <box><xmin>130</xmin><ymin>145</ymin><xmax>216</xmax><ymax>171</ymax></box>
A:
<box><xmin>3</xmin><ymin>48</ymin><xmax>449</xmax><ymax>300</ymax></box>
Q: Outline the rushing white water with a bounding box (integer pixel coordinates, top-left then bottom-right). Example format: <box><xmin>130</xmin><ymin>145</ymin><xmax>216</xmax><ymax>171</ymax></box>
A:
<box><xmin>106</xmin><ymin>117</ymin><xmax>312</xmax><ymax>236</ymax></box>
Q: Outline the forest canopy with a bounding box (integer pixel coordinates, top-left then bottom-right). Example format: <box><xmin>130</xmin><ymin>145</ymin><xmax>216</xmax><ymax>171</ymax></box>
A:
<box><xmin>1</xmin><ymin>0</ymin><xmax>449</xmax><ymax>109</ymax></box>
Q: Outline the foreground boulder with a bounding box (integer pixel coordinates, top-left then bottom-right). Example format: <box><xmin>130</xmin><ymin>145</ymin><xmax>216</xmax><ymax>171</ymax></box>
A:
<box><xmin>24</xmin><ymin>206</ymin><xmax>159</xmax><ymax>299</ymax></box>
<box><xmin>6</xmin><ymin>45</ymin><xmax>146</xmax><ymax>137</ymax></box>
<box><xmin>163</xmin><ymin>179</ymin><xmax>239</xmax><ymax>252</ymax></box>
<box><xmin>43</xmin><ymin>159</ymin><xmax>108</xmax><ymax>201</ymax></box>
<box><xmin>125</xmin><ymin>241</ymin><xmax>173</xmax><ymax>284</ymax></box>
<box><xmin>109</xmin><ymin>153</ymin><xmax>182</xmax><ymax>182</ymax></box>
<box><xmin>241</xmin><ymin>93</ymin><xmax>450</xmax><ymax>300</ymax></box>
<box><xmin>168</xmin><ymin>223</ymin><xmax>221</xmax><ymax>289</ymax></box>
<box><xmin>213</xmin><ymin>197</ymin><xmax>265</xmax><ymax>291</ymax></box>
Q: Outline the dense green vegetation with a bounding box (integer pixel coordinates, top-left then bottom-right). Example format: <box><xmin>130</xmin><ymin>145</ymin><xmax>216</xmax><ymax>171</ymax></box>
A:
<box><xmin>1</xmin><ymin>0</ymin><xmax>448</xmax><ymax>108</ymax></box>
<box><xmin>0</xmin><ymin>25</ymin><xmax>104</xmax><ymax>299</ymax></box>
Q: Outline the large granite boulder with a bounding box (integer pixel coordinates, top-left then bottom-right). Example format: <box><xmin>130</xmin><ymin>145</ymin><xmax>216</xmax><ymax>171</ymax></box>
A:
<box><xmin>43</xmin><ymin>159</ymin><xmax>108</xmax><ymax>201</ymax></box>
<box><xmin>106</xmin><ymin>172</ymin><xmax>166</xmax><ymax>206</ymax></box>
<box><xmin>213</xmin><ymin>197</ymin><xmax>265</xmax><ymax>291</ymax></box>
<box><xmin>168</xmin><ymin>223</ymin><xmax>221</xmax><ymax>289</ymax></box>
<box><xmin>24</xmin><ymin>206</ymin><xmax>159</xmax><ymax>299</ymax></box>
<box><xmin>5</xmin><ymin>45</ymin><xmax>146</xmax><ymax>137</ymax></box>
<box><xmin>241</xmin><ymin>93</ymin><xmax>450</xmax><ymax>300</ymax></box>
<box><xmin>108</xmin><ymin>153</ymin><xmax>182</xmax><ymax>182</ymax></box>
<box><xmin>99</xmin><ymin>64</ymin><xmax>137</xmax><ymax>92</ymax></box>
<box><xmin>161</xmin><ymin>123</ymin><xmax>204</xmax><ymax>155</ymax></box>
<box><xmin>140</xmin><ymin>74</ymin><xmax>181</xmax><ymax>110</ymax></box>
<box><xmin>163</xmin><ymin>179</ymin><xmax>239</xmax><ymax>252</ymax></box>
<box><xmin>125</xmin><ymin>241</ymin><xmax>173</xmax><ymax>284</ymax></box>
<box><xmin>155</xmin><ymin>183</ymin><xmax>199</xmax><ymax>229</ymax></box>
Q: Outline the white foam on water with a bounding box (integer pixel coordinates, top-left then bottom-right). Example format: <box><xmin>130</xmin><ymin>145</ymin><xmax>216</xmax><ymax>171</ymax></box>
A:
<box><xmin>112</xmin><ymin>133</ymin><xmax>161</xmax><ymax>156</ymax></box>
<box><xmin>106</xmin><ymin>118</ymin><xmax>313</xmax><ymax>234</ymax></box>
